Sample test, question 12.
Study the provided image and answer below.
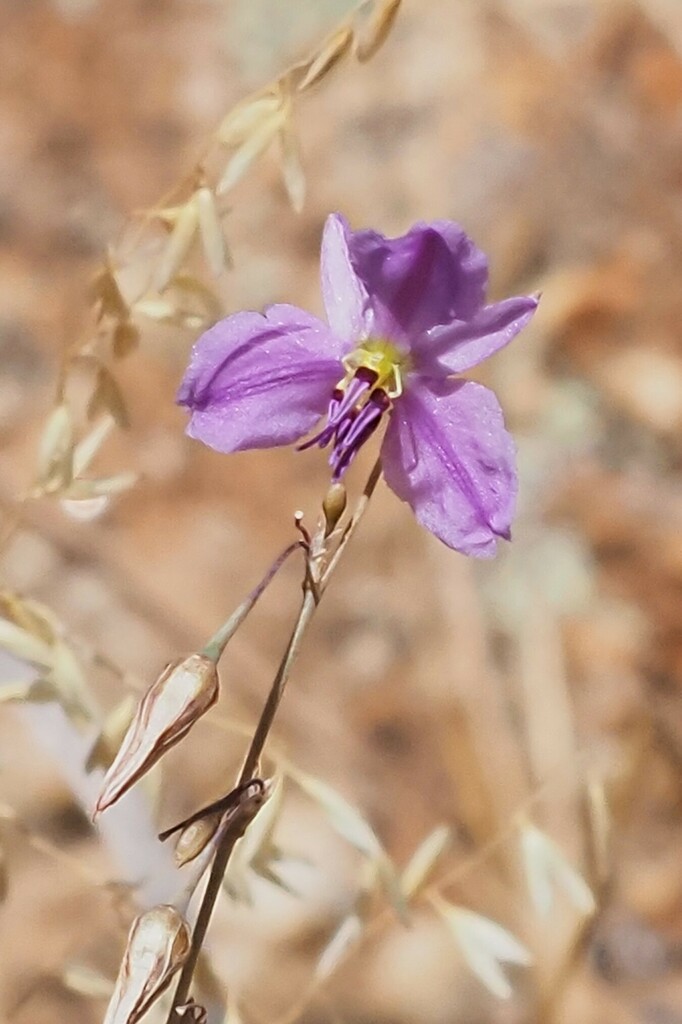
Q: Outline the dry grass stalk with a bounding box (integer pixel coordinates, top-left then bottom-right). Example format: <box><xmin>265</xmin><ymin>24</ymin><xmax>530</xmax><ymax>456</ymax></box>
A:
<box><xmin>278</xmin><ymin>119</ymin><xmax>307</xmax><ymax>214</ymax></box>
<box><xmin>10</xmin><ymin>0</ymin><xmax>404</xmax><ymax>518</ymax></box>
<box><xmin>297</xmin><ymin>26</ymin><xmax>354</xmax><ymax>91</ymax></box>
<box><xmin>433</xmin><ymin>898</ymin><xmax>533</xmax><ymax>1000</ymax></box>
<box><xmin>354</xmin><ymin>0</ymin><xmax>403</xmax><ymax>62</ymax></box>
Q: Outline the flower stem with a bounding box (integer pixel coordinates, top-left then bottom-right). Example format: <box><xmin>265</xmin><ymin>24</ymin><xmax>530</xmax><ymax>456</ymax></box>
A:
<box><xmin>166</xmin><ymin>459</ymin><xmax>382</xmax><ymax>1021</ymax></box>
<box><xmin>202</xmin><ymin>540</ymin><xmax>303</xmax><ymax>663</ymax></box>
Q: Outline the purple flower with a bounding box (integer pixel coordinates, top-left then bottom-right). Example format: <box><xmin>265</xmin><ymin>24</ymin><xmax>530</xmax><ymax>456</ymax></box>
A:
<box><xmin>177</xmin><ymin>214</ymin><xmax>537</xmax><ymax>556</ymax></box>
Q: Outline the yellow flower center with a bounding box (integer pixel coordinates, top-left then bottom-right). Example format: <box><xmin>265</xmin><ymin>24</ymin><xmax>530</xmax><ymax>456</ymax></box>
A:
<box><xmin>341</xmin><ymin>338</ymin><xmax>410</xmax><ymax>398</ymax></box>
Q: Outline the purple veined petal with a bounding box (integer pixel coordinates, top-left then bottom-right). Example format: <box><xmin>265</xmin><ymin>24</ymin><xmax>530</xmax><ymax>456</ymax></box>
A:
<box><xmin>320</xmin><ymin>213</ymin><xmax>371</xmax><ymax>341</ymax></box>
<box><xmin>414</xmin><ymin>295</ymin><xmax>539</xmax><ymax>376</ymax></box>
<box><xmin>177</xmin><ymin>304</ymin><xmax>346</xmax><ymax>453</ymax></box>
<box><xmin>381</xmin><ymin>378</ymin><xmax>517</xmax><ymax>557</ymax></box>
<box><xmin>346</xmin><ymin>220</ymin><xmax>489</xmax><ymax>343</ymax></box>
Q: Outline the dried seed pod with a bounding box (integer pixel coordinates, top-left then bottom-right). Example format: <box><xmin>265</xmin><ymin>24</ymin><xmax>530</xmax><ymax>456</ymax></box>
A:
<box><xmin>94</xmin><ymin>654</ymin><xmax>219</xmax><ymax>816</ymax></box>
<box><xmin>103</xmin><ymin>905</ymin><xmax>191</xmax><ymax>1024</ymax></box>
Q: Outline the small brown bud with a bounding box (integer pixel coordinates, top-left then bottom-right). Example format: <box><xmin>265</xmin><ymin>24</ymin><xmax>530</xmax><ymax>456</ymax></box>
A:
<box><xmin>95</xmin><ymin>654</ymin><xmax>219</xmax><ymax>816</ymax></box>
<box><xmin>323</xmin><ymin>483</ymin><xmax>347</xmax><ymax>535</ymax></box>
<box><xmin>173</xmin><ymin>812</ymin><xmax>223</xmax><ymax>868</ymax></box>
<box><xmin>103</xmin><ymin>905</ymin><xmax>191</xmax><ymax>1024</ymax></box>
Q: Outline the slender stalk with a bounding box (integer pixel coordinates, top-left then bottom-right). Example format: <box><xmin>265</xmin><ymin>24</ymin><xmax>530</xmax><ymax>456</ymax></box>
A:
<box><xmin>202</xmin><ymin>540</ymin><xmax>303</xmax><ymax>662</ymax></box>
<box><xmin>166</xmin><ymin>459</ymin><xmax>382</xmax><ymax>1021</ymax></box>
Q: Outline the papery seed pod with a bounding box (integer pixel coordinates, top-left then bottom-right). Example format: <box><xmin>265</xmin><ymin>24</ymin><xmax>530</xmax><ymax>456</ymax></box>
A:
<box><xmin>103</xmin><ymin>905</ymin><xmax>191</xmax><ymax>1024</ymax></box>
<box><xmin>95</xmin><ymin>654</ymin><xmax>219</xmax><ymax>816</ymax></box>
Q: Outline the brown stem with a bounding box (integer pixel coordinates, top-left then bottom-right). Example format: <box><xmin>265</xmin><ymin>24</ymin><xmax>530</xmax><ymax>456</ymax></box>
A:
<box><xmin>166</xmin><ymin>459</ymin><xmax>382</xmax><ymax>1021</ymax></box>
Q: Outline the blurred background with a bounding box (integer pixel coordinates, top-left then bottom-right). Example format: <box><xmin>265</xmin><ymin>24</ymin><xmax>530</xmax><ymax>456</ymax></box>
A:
<box><xmin>1</xmin><ymin>0</ymin><xmax>682</xmax><ymax>1021</ymax></box>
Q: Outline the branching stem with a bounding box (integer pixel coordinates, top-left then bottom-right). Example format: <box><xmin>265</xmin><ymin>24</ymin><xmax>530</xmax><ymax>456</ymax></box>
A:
<box><xmin>166</xmin><ymin>459</ymin><xmax>382</xmax><ymax>1021</ymax></box>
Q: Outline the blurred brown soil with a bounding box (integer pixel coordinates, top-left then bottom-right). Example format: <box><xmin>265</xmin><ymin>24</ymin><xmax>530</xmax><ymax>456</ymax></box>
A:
<box><xmin>1</xmin><ymin>0</ymin><xmax>682</xmax><ymax>1022</ymax></box>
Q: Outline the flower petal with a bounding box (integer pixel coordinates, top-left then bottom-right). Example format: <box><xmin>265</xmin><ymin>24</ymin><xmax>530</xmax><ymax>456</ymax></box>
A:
<box><xmin>382</xmin><ymin>379</ymin><xmax>516</xmax><ymax>556</ymax></box>
<box><xmin>320</xmin><ymin>213</ymin><xmax>370</xmax><ymax>340</ymax></box>
<box><xmin>415</xmin><ymin>295</ymin><xmax>538</xmax><ymax>375</ymax></box>
<box><xmin>177</xmin><ymin>304</ymin><xmax>346</xmax><ymax>452</ymax></box>
<box><xmin>346</xmin><ymin>220</ymin><xmax>488</xmax><ymax>342</ymax></box>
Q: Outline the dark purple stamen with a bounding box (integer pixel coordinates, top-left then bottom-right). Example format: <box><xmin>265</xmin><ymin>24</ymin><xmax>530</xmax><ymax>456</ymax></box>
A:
<box><xmin>330</xmin><ymin>388</ymin><xmax>391</xmax><ymax>480</ymax></box>
<box><xmin>297</xmin><ymin>366</ymin><xmax>379</xmax><ymax>453</ymax></box>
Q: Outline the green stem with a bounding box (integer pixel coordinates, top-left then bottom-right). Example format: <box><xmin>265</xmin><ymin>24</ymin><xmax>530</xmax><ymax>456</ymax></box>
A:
<box><xmin>202</xmin><ymin>541</ymin><xmax>302</xmax><ymax>663</ymax></box>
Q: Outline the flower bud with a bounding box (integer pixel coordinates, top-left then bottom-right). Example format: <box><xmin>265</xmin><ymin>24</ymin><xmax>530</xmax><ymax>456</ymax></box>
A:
<box><xmin>322</xmin><ymin>482</ymin><xmax>347</xmax><ymax>535</ymax></box>
<box><xmin>95</xmin><ymin>654</ymin><xmax>219</xmax><ymax>816</ymax></box>
<box><xmin>173</xmin><ymin>812</ymin><xmax>223</xmax><ymax>868</ymax></box>
<box><xmin>103</xmin><ymin>905</ymin><xmax>191</xmax><ymax>1024</ymax></box>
